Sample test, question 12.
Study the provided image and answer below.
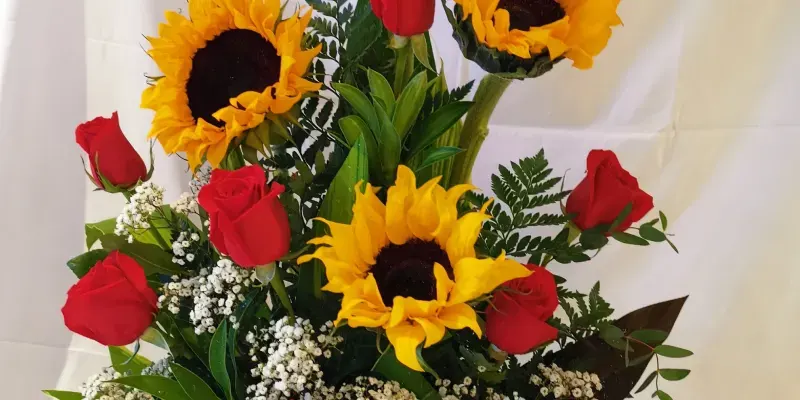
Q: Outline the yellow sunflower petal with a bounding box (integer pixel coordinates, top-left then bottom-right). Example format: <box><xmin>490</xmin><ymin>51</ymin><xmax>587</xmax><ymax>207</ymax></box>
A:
<box><xmin>445</xmin><ymin>210</ymin><xmax>490</xmax><ymax>266</ymax></box>
<box><xmin>389</xmin><ymin>297</ymin><xmax>439</xmax><ymax>328</ymax></box>
<box><xmin>434</xmin><ymin>263</ymin><xmax>454</xmax><ymax>303</ymax></box>
<box><xmin>413</xmin><ymin>317</ymin><xmax>446</xmax><ymax>348</ymax></box>
<box><xmin>449</xmin><ymin>254</ymin><xmax>531</xmax><ymax>305</ymax></box>
<box><xmin>386</xmin><ymin>322</ymin><xmax>426</xmax><ymax>372</ymax></box>
<box><xmin>438</xmin><ymin>303</ymin><xmax>482</xmax><ymax>337</ymax></box>
<box><xmin>386</xmin><ymin>166</ymin><xmax>417</xmax><ymax>245</ymax></box>
<box><xmin>407</xmin><ymin>176</ymin><xmax>443</xmax><ymax>241</ymax></box>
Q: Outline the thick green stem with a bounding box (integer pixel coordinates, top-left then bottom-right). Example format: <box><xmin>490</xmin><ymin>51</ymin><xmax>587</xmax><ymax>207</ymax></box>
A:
<box><xmin>450</xmin><ymin>73</ymin><xmax>511</xmax><ymax>185</ymax></box>
<box><xmin>393</xmin><ymin>44</ymin><xmax>414</xmax><ymax>94</ymax></box>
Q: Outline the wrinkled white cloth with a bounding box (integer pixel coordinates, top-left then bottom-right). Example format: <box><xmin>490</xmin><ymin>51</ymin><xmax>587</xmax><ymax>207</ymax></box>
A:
<box><xmin>1</xmin><ymin>0</ymin><xmax>798</xmax><ymax>398</ymax></box>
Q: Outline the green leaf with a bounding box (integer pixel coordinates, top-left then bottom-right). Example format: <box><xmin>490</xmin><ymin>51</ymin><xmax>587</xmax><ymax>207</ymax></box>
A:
<box><xmin>416</xmin><ymin>147</ymin><xmax>464</xmax><ymax>171</ymax></box>
<box><xmin>654</xmin><ymin>345</ymin><xmax>694</xmax><ymax>358</ymax></box>
<box><xmin>640</xmin><ymin>224</ymin><xmax>667</xmax><ymax>242</ymax></box>
<box><xmin>416</xmin><ymin>346</ymin><xmax>440</xmax><ymax>380</ymax></box>
<box><xmin>658</xmin><ymin>368</ymin><xmax>691</xmax><ymax>381</ymax></box>
<box><xmin>666</xmin><ymin>237</ymin><xmax>680</xmax><ymax>254</ymax></box>
<box><xmin>636</xmin><ymin>370</ymin><xmax>658</xmax><ymax>393</ymax></box>
<box><xmin>610</xmin><ymin>203</ymin><xmax>633</xmax><ymax>232</ymax></box>
<box><xmin>109</xmin><ymin>346</ymin><xmax>152</xmax><ymax>375</ymax></box>
<box><xmin>318</xmin><ymin>135</ymin><xmax>369</xmax><ymax>225</ymax></box>
<box><xmin>140</xmin><ymin>327</ymin><xmax>169</xmax><ymax>350</ymax></box>
<box><xmin>600</xmin><ymin>325</ymin><xmax>626</xmax><ymax>350</ymax></box>
<box><xmin>67</xmin><ymin>249</ymin><xmax>109</xmax><ymax>278</ymax></box>
<box><xmin>407</xmin><ymin>101</ymin><xmax>472</xmax><ymax>157</ymax></box>
<box><xmin>654</xmin><ymin>390</ymin><xmax>673</xmax><ymax>400</ymax></box>
<box><xmin>209</xmin><ymin>320</ymin><xmax>233</xmax><ymax>400</ymax></box>
<box><xmin>373</xmin><ymin>100</ymin><xmax>402</xmax><ymax>182</ymax></box>
<box><xmin>630</xmin><ymin>329</ymin><xmax>668</xmax><ymax>345</ymax></box>
<box><xmin>100</xmin><ymin>235</ymin><xmax>183</xmax><ymax>276</ymax></box>
<box><xmin>392</xmin><ymin>71</ymin><xmax>428</xmax><ymax>139</ymax></box>
<box><xmin>367</xmin><ymin>69</ymin><xmax>395</xmax><ymax>114</ymax></box>
<box><xmin>659</xmin><ymin>211</ymin><xmax>668</xmax><ymax>231</ymax></box>
<box><xmin>411</xmin><ymin>34</ymin><xmax>434</xmax><ymax>71</ymax></box>
<box><xmin>612</xmin><ymin>231</ymin><xmax>650</xmax><ymax>246</ymax></box>
<box><xmin>373</xmin><ymin>347</ymin><xmax>439</xmax><ymax>400</ymax></box>
<box><xmin>170</xmin><ymin>362</ymin><xmax>222</xmax><ymax>400</ymax></box>
<box><xmin>579</xmin><ymin>230</ymin><xmax>609</xmax><ymax>250</ymax></box>
<box><xmin>85</xmin><ymin>218</ymin><xmax>116</xmax><ymax>248</ymax></box>
<box><xmin>110</xmin><ymin>376</ymin><xmax>191</xmax><ymax>400</ymax></box>
<box><xmin>42</xmin><ymin>390</ymin><xmax>82</xmax><ymax>400</ymax></box>
<box><xmin>332</xmin><ymin>83</ymin><xmax>379</xmax><ymax>133</ymax></box>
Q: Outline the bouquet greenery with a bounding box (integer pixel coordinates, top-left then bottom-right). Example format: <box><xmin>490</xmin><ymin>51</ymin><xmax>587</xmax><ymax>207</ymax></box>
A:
<box><xmin>46</xmin><ymin>1</ymin><xmax>691</xmax><ymax>400</ymax></box>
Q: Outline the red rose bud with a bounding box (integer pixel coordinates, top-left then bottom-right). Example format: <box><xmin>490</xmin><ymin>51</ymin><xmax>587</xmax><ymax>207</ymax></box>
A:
<box><xmin>566</xmin><ymin>150</ymin><xmax>654</xmax><ymax>232</ymax></box>
<box><xmin>198</xmin><ymin>165</ymin><xmax>290</xmax><ymax>268</ymax></box>
<box><xmin>76</xmin><ymin>112</ymin><xmax>147</xmax><ymax>190</ymax></box>
<box><xmin>370</xmin><ymin>0</ymin><xmax>434</xmax><ymax>36</ymax></box>
<box><xmin>486</xmin><ymin>265</ymin><xmax>558</xmax><ymax>354</ymax></box>
<box><xmin>61</xmin><ymin>251</ymin><xmax>157</xmax><ymax>346</ymax></box>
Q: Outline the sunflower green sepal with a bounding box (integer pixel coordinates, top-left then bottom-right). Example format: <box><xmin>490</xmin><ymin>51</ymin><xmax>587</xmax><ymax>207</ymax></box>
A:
<box><xmin>443</xmin><ymin>2</ymin><xmax>561</xmax><ymax>79</ymax></box>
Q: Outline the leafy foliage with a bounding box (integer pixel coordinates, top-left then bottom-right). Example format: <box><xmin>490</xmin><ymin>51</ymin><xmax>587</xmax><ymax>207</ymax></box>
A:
<box><xmin>552</xmin><ymin>282</ymin><xmax>615</xmax><ymax>346</ymax></box>
<box><xmin>465</xmin><ymin>150</ymin><xmax>587</xmax><ymax>263</ymax></box>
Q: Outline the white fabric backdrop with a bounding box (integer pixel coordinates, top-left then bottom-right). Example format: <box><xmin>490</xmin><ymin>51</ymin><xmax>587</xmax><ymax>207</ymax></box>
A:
<box><xmin>1</xmin><ymin>0</ymin><xmax>799</xmax><ymax>398</ymax></box>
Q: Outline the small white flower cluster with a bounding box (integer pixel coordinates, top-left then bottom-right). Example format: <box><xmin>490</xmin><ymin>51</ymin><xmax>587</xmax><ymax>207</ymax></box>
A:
<box><xmin>141</xmin><ymin>356</ymin><xmax>172</xmax><ymax>377</ymax></box>
<box><xmin>317</xmin><ymin>376</ymin><xmax>417</xmax><ymax>400</ymax></box>
<box><xmin>78</xmin><ymin>357</ymin><xmax>172</xmax><ymax>400</ymax></box>
<box><xmin>531</xmin><ymin>363</ymin><xmax>602</xmax><ymax>399</ymax></box>
<box><xmin>157</xmin><ymin>258</ymin><xmax>256</xmax><ymax>334</ymax></box>
<box><xmin>244</xmin><ymin>317</ymin><xmax>342</xmax><ymax>400</ymax></box>
<box><xmin>190</xmin><ymin>163</ymin><xmax>212</xmax><ymax>195</ymax></box>
<box><xmin>435</xmin><ymin>377</ymin><xmax>523</xmax><ymax>400</ymax></box>
<box><xmin>171</xmin><ymin>230</ymin><xmax>201</xmax><ymax>265</ymax></box>
<box><xmin>114</xmin><ymin>182</ymin><xmax>165</xmax><ymax>243</ymax></box>
<box><xmin>172</xmin><ymin>192</ymin><xmax>199</xmax><ymax>214</ymax></box>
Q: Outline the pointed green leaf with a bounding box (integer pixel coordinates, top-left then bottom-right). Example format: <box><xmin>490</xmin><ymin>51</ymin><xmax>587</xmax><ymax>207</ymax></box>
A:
<box><xmin>609</xmin><ymin>203</ymin><xmax>633</xmax><ymax>232</ymax></box>
<box><xmin>170</xmin><ymin>362</ymin><xmax>222</xmax><ymax>400</ymax></box>
<box><xmin>411</xmin><ymin>34</ymin><xmax>434</xmax><ymax>71</ymax></box>
<box><xmin>654</xmin><ymin>345</ymin><xmax>694</xmax><ymax>358</ymax></box>
<box><xmin>640</xmin><ymin>224</ymin><xmax>667</xmax><ymax>242</ymax></box>
<box><xmin>318</xmin><ymin>136</ymin><xmax>369</xmax><ymax>225</ymax></box>
<box><xmin>338</xmin><ymin>115</ymin><xmax>369</xmax><ymax>147</ymax></box>
<box><xmin>658</xmin><ymin>368</ymin><xmax>691</xmax><ymax>381</ymax></box>
<box><xmin>630</xmin><ymin>329</ymin><xmax>668</xmax><ymax>345</ymax></box>
<box><xmin>42</xmin><ymin>390</ymin><xmax>82</xmax><ymax>400</ymax></box>
<box><xmin>659</xmin><ymin>211</ymin><xmax>668</xmax><ymax>231</ymax></box>
<box><xmin>67</xmin><ymin>249</ymin><xmax>109</xmax><ymax>278</ymax></box>
<box><xmin>416</xmin><ymin>147</ymin><xmax>464</xmax><ymax>171</ymax></box>
<box><xmin>407</xmin><ymin>101</ymin><xmax>473</xmax><ymax>157</ymax></box>
<box><xmin>635</xmin><ymin>371</ymin><xmax>658</xmax><ymax>393</ymax></box>
<box><xmin>654</xmin><ymin>390</ymin><xmax>673</xmax><ymax>400</ymax></box>
<box><xmin>110</xmin><ymin>376</ymin><xmax>191</xmax><ymax>400</ymax></box>
<box><xmin>667</xmin><ymin>238</ymin><xmax>680</xmax><ymax>253</ymax></box>
<box><xmin>612</xmin><ymin>231</ymin><xmax>650</xmax><ymax>246</ymax></box>
<box><xmin>332</xmin><ymin>83</ymin><xmax>379</xmax><ymax>133</ymax></box>
<box><xmin>209</xmin><ymin>320</ymin><xmax>233</xmax><ymax>400</ymax></box>
<box><xmin>368</xmin><ymin>69</ymin><xmax>395</xmax><ymax>114</ymax></box>
<box><xmin>85</xmin><ymin>218</ymin><xmax>117</xmax><ymax>248</ymax></box>
<box><xmin>392</xmin><ymin>71</ymin><xmax>428</xmax><ymax>139</ymax></box>
<box><xmin>580</xmin><ymin>230</ymin><xmax>609</xmax><ymax>250</ymax></box>
<box><xmin>373</xmin><ymin>100</ymin><xmax>401</xmax><ymax>181</ymax></box>
<box><xmin>109</xmin><ymin>346</ymin><xmax>152</xmax><ymax>375</ymax></box>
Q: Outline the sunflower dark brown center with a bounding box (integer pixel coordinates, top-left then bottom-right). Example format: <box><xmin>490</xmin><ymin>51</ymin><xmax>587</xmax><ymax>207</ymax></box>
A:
<box><xmin>371</xmin><ymin>239</ymin><xmax>453</xmax><ymax>307</ymax></box>
<box><xmin>497</xmin><ymin>0</ymin><xmax>566</xmax><ymax>31</ymax></box>
<box><xmin>185</xmin><ymin>29</ymin><xmax>280</xmax><ymax>127</ymax></box>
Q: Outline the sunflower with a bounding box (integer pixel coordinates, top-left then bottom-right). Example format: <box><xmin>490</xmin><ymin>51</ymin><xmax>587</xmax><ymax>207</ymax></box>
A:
<box><xmin>454</xmin><ymin>0</ymin><xmax>622</xmax><ymax>69</ymax></box>
<box><xmin>299</xmin><ymin>166</ymin><xmax>531</xmax><ymax>371</ymax></box>
<box><xmin>141</xmin><ymin>0</ymin><xmax>322</xmax><ymax>170</ymax></box>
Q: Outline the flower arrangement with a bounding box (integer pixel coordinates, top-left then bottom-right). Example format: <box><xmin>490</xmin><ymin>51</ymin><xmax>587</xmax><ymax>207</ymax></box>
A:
<box><xmin>45</xmin><ymin>1</ymin><xmax>692</xmax><ymax>400</ymax></box>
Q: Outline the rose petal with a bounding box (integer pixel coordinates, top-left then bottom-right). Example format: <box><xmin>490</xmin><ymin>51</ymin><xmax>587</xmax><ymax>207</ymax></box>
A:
<box><xmin>486</xmin><ymin>291</ymin><xmax>558</xmax><ymax>354</ymax></box>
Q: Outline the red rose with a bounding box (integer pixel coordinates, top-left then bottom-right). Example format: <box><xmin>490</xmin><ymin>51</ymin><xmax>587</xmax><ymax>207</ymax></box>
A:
<box><xmin>61</xmin><ymin>251</ymin><xmax>157</xmax><ymax>346</ymax></box>
<box><xmin>75</xmin><ymin>112</ymin><xmax>147</xmax><ymax>190</ymax></box>
<box><xmin>566</xmin><ymin>150</ymin><xmax>654</xmax><ymax>232</ymax></box>
<box><xmin>198</xmin><ymin>165</ymin><xmax>290</xmax><ymax>267</ymax></box>
<box><xmin>486</xmin><ymin>265</ymin><xmax>558</xmax><ymax>354</ymax></box>
<box><xmin>370</xmin><ymin>0</ymin><xmax>434</xmax><ymax>36</ymax></box>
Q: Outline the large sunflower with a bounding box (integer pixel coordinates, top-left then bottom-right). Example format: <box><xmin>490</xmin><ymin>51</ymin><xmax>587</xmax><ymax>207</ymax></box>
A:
<box><xmin>142</xmin><ymin>0</ymin><xmax>322</xmax><ymax>170</ymax></box>
<box><xmin>454</xmin><ymin>0</ymin><xmax>622</xmax><ymax>69</ymax></box>
<box><xmin>299</xmin><ymin>166</ymin><xmax>531</xmax><ymax>371</ymax></box>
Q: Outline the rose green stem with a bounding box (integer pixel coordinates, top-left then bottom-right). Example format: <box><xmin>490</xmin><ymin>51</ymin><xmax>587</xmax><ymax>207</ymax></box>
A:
<box><xmin>270</xmin><ymin>267</ymin><xmax>295</xmax><ymax>324</ymax></box>
<box><xmin>449</xmin><ymin>73</ymin><xmax>511</xmax><ymax>186</ymax></box>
